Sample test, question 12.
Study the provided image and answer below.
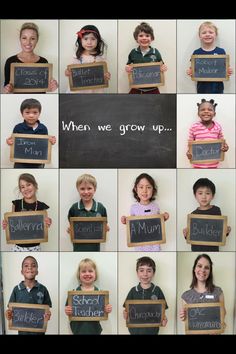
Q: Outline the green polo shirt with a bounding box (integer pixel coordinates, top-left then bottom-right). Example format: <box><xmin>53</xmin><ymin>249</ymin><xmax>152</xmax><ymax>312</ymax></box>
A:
<box><xmin>68</xmin><ymin>199</ymin><xmax>107</xmax><ymax>252</ymax></box>
<box><xmin>68</xmin><ymin>285</ymin><xmax>103</xmax><ymax>335</ymax></box>
<box><xmin>9</xmin><ymin>280</ymin><xmax>52</xmax><ymax>335</ymax></box>
<box><xmin>124</xmin><ymin>283</ymin><xmax>168</xmax><ymax>335</ymax></box>
<box><xmin>127</xmin><ymin>46</ymin><xmax>163</xmax><ymax>64</ymax></box>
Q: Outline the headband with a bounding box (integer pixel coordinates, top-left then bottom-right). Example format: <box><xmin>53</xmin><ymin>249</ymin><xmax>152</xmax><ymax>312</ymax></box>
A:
<box><xmin>76</xmin><ymin>29</ymin><xmax>98</xmax><ymax>39</ymax></box>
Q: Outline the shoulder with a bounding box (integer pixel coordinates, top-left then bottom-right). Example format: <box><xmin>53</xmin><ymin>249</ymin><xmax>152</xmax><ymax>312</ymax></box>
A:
<box><xmin>38</xmin><ymin>56</ymin><xmax>48</xmax><ymax>63</ymax></box>
<box><xmin>214</xmin><ymin>121</ymin><xmax>222</xmax><ymax>129</ymax></box>
<box><xmin>181</xmin><ymin>289</ymin><xmax>192</xmax><ymax>302</ymax></box>
<box><xmin>12</xmin><ymin>199</ymin><xmax>20</xmax><ymax>206</ymax></box>
<box><xmin>215</xmin><ymin>47</ymin><xmax>226</xmax><ymax>54</ymax></box>
<box><xmin>97</xmin><ymin>201</ymin><xmax>106</xmax><ymax>211</ymax></box>
<box><xmin>37</xmin><ymin>122</ymin><xmax>48</xmax><ymax>132</ymax></box>
<box><xmin>126</xmin><ymin>286</ymin><xmax>137</xmax><ymax>298</ymax></box>
<box><xmin>212</xmin><ymin>205</ymin><xmax>221</xmax><ymax>214</ymax></box>
<box><xmin>37</xmin><ymin>201</ymin><xmax>49</xmax><ymax>210</ymax></box>
<box><xmin>5</xmin><ymin>55</ymin><xmax>18</xmax><ymax>64</ymax></box>
<box><xmin>214</xmin><ymin>286</ymin><xmax>223</xmax><ymax>295</ymax></box>
<box><xmin>96</xmin><ymin>55</ymin><xmax>106</xmax><ymax>62</ymax></box>
<box><xmin>193</xmin><ymin>48</ymin><xmax>202</xmax><ymax>55</ymax></box>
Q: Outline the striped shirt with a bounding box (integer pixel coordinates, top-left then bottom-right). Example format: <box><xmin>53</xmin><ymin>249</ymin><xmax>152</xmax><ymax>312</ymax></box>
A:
<box><xmin>188</xmin><ymin>120</ymin><xmax>223</xmax><ymax>168</ymax></box>
<box><xmin>130</xmin><ymin>201</ymin><xmax>161</xmax><ymax>251</ymax></box>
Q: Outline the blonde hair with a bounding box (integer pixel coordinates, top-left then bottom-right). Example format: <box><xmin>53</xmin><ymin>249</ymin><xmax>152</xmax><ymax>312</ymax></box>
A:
<box><xmin>76</xmin><ymin>174</ymin><xmax>97</xmax><ymax>190</ymax></box>
<box><xmin>198</xmin><ymin>21</ymin><xmax>218</xmax><ymax>36</ymax></box>
<box><xmin>77</xmin><ymin>258</ymin><xmax>98</xmax><ymax>282</ymax></box>
<box><xmin>20</xmin><ymin>22</ymin><xmax>39</xmax><ymax>39</ymax></box>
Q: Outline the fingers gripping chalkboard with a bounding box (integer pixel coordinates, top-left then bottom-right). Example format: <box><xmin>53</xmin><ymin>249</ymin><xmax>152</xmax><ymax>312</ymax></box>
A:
<box><xmin>126</xmin><ymin>215</ymin><xmax>166</xmax><ymax>247</ymax></box>
<box><xmin>10</xmin><ymin>63</ymin><xmax>52</xmax><ymax>92</ymax></box>
<box><xmin>185</xmin><ymin>303</ymin><xmax>224</xmax><ymax>334</ymax></box>
<box><xmin>9</xmin><ymin>303</ymin><xmax>49</xmax><ymax>332</ymax></box>
<box><xmin>59</xmin><ymin>94</ymin><xmax>176</xmax><ymax>168</ymax></box>
<box><xmin>68</xmin><ymin>291</ymin><xmax>109</xmax><ymax>321</ymax></box>
<box><xmin>4</xmin><ymin>211</ymin><xmax>48</xmax><ymax>244</ymax></box>
<box><xmin>191</xmin><ymin>55</ymin><xmax>229</xmax><ymax>81</ymax></box>
<box><xmin>70</xmin><ymin>217</ymin><xmax>107</xmax><ymax>243</ymax></box>
<box><xmin>125</xmin><ymin>300</ymin><xmax>165</xmax><ymax>328</ymax></box>
<box><xmin>189</xmin><ymin>139</ymin><xmax>224</xmax><ymax>164</ymax></box>
<box><xmin>187</xmin><ymin>214</ymin><xmax>227</xmax><ymax>246</ymax></box>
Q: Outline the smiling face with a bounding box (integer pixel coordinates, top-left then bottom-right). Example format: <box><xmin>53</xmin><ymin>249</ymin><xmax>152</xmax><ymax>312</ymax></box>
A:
<box><xmin>19</xmin><ymin>179</ymin><xmax>37</xmax><ymax>201</ymax></box>
<box><xmin>77</xmin><ymin>182</ymin><xmax>96</xmax><ymax>204</ymax></box>
<box><xmin>198</xmin><ymin>102</ymin><xmax>216</xmax><ymax>126</ymax></box>
<box><xmin>135</xmin><ymin>178</ymin><xmax>153</xmax><ymax>205</ymax></box>
<box><xmin>195</xmin><ymin>186</ymin><xmax>214</xmax><ymax>209</ymax></box>
<box><xmin>79</xmin><ymin>265</ymin><xmax>96</xmax><ymax>287</ymax></box>
<box><xmin>136</xmin><ymin>31</ymin><xmax>152</xmax><ymax>50</ymax></box>
<box><xmin>20</xmin><ymin>29</ymin><xmax>38</xmax><ymax>53</ymax></box>
<box><xmin>194</xmin><ymin>257</ymin><xmax>211</xmax><ymax>283</ymax></box>
<box><xmin>137</xmin><ymin>265</ymin><xmax>154</xmax><ymax>288</ymax></box>
<box><xmin>21</xmin><ymin>257</ymin><xmax>38</xmax><ymax>280</ymax></box>
<box><xmin>22</xmin><ymin>107</ymin><xmax>40</xmax><ymax>127</ymax></box>
<box><xmin>199</xmin><ymin>25</ymin><xmax>217</xmax><ymax>46</ymax></box>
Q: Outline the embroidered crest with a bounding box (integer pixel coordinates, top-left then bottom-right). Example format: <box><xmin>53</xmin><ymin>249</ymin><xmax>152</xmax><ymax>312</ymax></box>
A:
<box><xmin>150</xmin><ymin>55</ymin><xmax>156</xmax><ymax>61</ymax></box>
<box><xmin>37</xmin><ymin>291</ymin><xmax>44</xmax><ymax>304</ymax></box>
<box><xmin>151</xmin><ymin>294</ymin><xmax>158</xmax><ymax>300</ymax></box>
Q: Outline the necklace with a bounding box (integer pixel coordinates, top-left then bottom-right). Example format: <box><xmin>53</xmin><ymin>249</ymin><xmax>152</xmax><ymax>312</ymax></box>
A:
<box><xmin>21</xmin><ymin>199</ymin><xmax>38</xmax><ymax>211</ymax></box>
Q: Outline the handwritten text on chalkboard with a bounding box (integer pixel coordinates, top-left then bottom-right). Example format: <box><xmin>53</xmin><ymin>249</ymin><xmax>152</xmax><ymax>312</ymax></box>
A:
<box><xmin>70</xmin><ymin>217</ymin><xmax>107</xmax><ymax>243</ymax></box>
<box><xmin>189</xmin><ymin>139</ymin><xmax>224</xmax><ymax>164</ymax></box>
<box><xmin>191</xmin><ymin>55</ymin><xmax>229</xmax><ymax>81</ymax></box>
<box><xmin>129</xmin><ymin>62</ymin><xmax>164</xmax><ymax>88</ymax></box>
<box><xmin>125</xmin><ymin>300</ymin><xmax>165</xmax><ymax>328</ymax></box>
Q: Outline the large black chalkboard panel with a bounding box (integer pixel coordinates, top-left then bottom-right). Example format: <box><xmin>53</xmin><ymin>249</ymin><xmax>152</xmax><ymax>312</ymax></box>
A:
<box><xmin>59</xmin><ymin>94</ymin><xmax>176</xmax><ymax>168</ymax></box>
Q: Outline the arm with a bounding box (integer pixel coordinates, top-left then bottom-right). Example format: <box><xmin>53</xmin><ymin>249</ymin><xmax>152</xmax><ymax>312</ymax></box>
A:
<box><xmin>162</xmin><ymin>315</ymin><xmax>168</xmax><ymax>327</ymax></box>
<box><xmin>228</xmin><ymin>67</ymin><xmax>233</xmax><ymax>76</ymax></box>
<box><xmin>179</xmin><ymin>299</ymin><xmax>187</xmax><ymax>321</ymax></box>
<box><xmin>45</xmin><ymin>217</ymin><xmax>52</xmax><ymax>228</ymax></box>
<box><xmin>160</xmin><ymin>64</ymin><xmax>168</xmax><ymax>72</ymax></box>
<box><xmin>3</xmin><ymin>58</ymin><xmax>14</xmax><ymax>93</ymax></box>
<box><xmin>219</xmin><ymin>293</ymin><xmax>226</xmax><ymax>325</ymax></box>
<box><xmin>123</xmin><ymin>308</ymin><xmax>128</xmax><ymax>320</ymax></box>
<box><xmin>6</xmin><ymin>136</ymin><xmax>13</xmax><ymax>145</ymax></box>
<box><xmin>186</xmin><ymin>67</ymin><xmax>192</xmax><ymax>76</ymax></box>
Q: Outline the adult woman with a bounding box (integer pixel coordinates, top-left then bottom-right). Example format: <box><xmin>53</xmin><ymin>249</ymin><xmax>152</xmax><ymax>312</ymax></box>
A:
<box><xmin>3</xmin><ymin>22</ymin><xmax>58</xmax><ymax>93</ymax></box>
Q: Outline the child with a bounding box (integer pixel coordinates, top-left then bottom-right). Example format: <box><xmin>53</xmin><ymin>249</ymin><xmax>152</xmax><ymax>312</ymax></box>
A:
<box><xmin>125</xmin><ymin>22</ymin><xmax>167</xmax><ymax>94</ymax></box>
<box><xmin>186</xmin><ymin>21</ymin><xmax>233</xmax><ymax>93</ymax></box>
<box><xmin>2</xmin><ymin>173</ymin><xmax>52</xmax><ymax>251</ymax></box>
<box><xmin>121</xmin><ymin>173</ymin><xmax>169</xmax><ymax>251</ymax></box>
<box><xmin>67</xmin><ymin>174</ymin><xmax>109</xmax><ymax>252</ymax></box>
<box><xmin>5</xmin><ymin>256</ymin><xmax>52</xmax><ymax>335</ymax></box>
<box><xmin>186</xmin><ymin>98</ymin><xmax>229</xmax><ymax>168</ymax></box>
<box><xmin>6</xmin><ymin>98</ymin><xmax>56</xmax><ymax>168</ymax></box>
<box><xmin>3</xmin><ymin>22</ymin><xmax>58</xmax><ymax>94</ymax></box>
<box><xmin>65</xmin><ymin>24</ymin><xmax>111</xmax><ymax>93</ymax></box>
<box><xmin>65</xmin><ymin>258</ymin><xmax>112</xmax><ymax>335</ymax></box>
<box><xmin>179</xmin><ymin>254</ymin><xmax>226</xmax><ymax>334</ymax></box>
<box><xmin>123</xmin><ymin>256</ymin><xmax>168</xmax><ymax>335</ymax></box>
<box><xmin>183</xmin><ymin>178</ymin><xmax>231</xmax><ymax>252</ymax></box>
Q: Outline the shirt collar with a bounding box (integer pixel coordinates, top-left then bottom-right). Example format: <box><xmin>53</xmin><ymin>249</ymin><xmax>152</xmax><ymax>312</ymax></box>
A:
<box><xmin>136</xmin><ymin>282</ymin><xmax>155</xmax><ymax>292</ymax></box>
<box><xmin>18</xmin><ymin>280</ymin><xmax>39</xmax><ymax>290</ymax></box>
<box><xmin>78</xmin><ymin>199</ymin><xmax>96</xmax><ymax>211</ymax></box>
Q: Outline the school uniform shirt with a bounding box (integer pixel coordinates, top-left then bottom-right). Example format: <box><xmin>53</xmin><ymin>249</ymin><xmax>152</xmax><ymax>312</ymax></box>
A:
<box><xmin>66</xmin><ymin>54</ymin><xmax>107</xmax><ymax>93</ymax></box>
<box><xmin>190</xmin><ymin>205</ymin><xmax>221</xmax><ymax>252</ymax></box>
<box><xmin>12</xmin><ymin>120</ymin><xmax>48</xmax><ymax>168</ymax></box>
<box><xmin>9</xmin><ymin>280</ymin><xmax>52</xmax><ymax>335</ymax></box>
<box><xmin>67</xmin><ymin>285</ymin><xmax>102</xmax><ymax>335</ymax></box>
<box><xmin>188</xmin><ymin>120</ymin><xmax>224</xmax><ymax>168</ymax></box>
<box><xmin>12</xmin><ymin>199</ymin><xmax>49</xmax><ymax>248</ymax></box>
<box><xmin>68</xmin><ymin>199</ymin><xmax>107</xmax><ymax>252</ymax></box>
<box><xmin>124</xmin><ymin>282</ymin><xmax>168</xmax><ymax>335</ymax></box>
<box><xmin>181</xmin><ymin>286</ymin><xmax>223</xmax><ymax>304</ymax></box>
<box><xmin>192</xmin><ymin>47</ymin><xmax>226</xmax><ymax>93</ymax></box>
<box><xmin>130</xmin><ymin>201</ymin><xmax>161</xmax><ymax>251</ymax></box>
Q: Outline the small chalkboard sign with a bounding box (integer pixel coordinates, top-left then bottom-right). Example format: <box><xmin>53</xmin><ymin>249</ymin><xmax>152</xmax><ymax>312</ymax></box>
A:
<box><xmin>4</xmin><ymin>211</ymin><xmax>48</xmax><ymax>244</ymax></box>
<box><xmin>10</xmin><ymin>134</ymin><xmax>52</xmax><ymax>164</ymax></box>
<box><xmin>10</xmin><ymin>63</ymin><xmax>52</xmax><ymax>92</ymax></box>
<box><xmin>128</xmin><ymin>62</ymin><xmax>164</xmax><ymax>88</ymax></box>
<box><xmin>70</xmin><ymin>217</ymin><xmax>107</xmax><ymax>243</ymax></box>
<box><xmin>189</xmin><ymin>139</ymin><xmax>224</xmax><ymax>164</ymax></box>
<box><xmin>126</xmin><ymin>215</ymin><xmax>166</xmax><ymax>247</ymax></box>
<box><xmin>125</xmin><ymin>300</ymin><xmax>165</xmax><ymax>328</ymax></box>
<box><xmin>68</xmin><ymin>290</ymin><xmax>109</xmax><ymax>321</ymax></box>
<box><xmin>191</xmin><ymin>55</ymin><xmax>229</xmax><ymax>81</ymax></box>
<box><xmin>185</xmin><ymin>302</ymin><xmax>225</xmax><ymax>334</ymax></box>
<box><xmin>187</xmin><ymin>214</ymin><xmax>227</xmax><ymax>246</ymax></box>
<box><xmin>68</xmin><ymin>62</ymin><xmax>108</xmax><ymax>91</ymax></box>
<box><xmin>9</xmin><ymin>303</ymin><xmax>49</xmax><ymax>332</ymax></box>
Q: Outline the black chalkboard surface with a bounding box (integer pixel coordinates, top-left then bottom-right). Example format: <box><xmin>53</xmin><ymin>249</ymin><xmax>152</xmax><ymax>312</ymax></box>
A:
<box><xmin>189</xmin><ymin>139</ymin><xmax>224</xmax><ymax>164</ymax></box>
<box><xmin>126</xmin><ymin>215</ymin><xmax>166</xmax><ymax>247</ymax></box>
<box><xmin>129</xmin><ymin>62</ymin><xmax>164</xmax><ymax>88</ymax></box>
<box><xmin>125</xmin><ymin>300</ymin><xmax>165</xmax><ymax>328</ymax></box>
<box><xmin>68</xmin><ymin>62</ymin><xmax>108</xmax><ymax>91</ymax></box>
<box><xmin>9</xmin><ymin>303</ymin><xmax>49</xmax><ymax>332</ymax></box>
<box><xmin>185</xmin><ymin>303</ymin><xmax>224</xmax><ymax>334</ymax></box>
<box><xmin>59</xmin><ymin>94</ymin><xmax>176</xmax><ymax>168</ymax></box>
<box><xmin>70</xmin><ymin>217</ymin><xmax>107</xmax><ymax>243</ymax></box>
<box><xmin>10</xmin><ymin>63</ymin><xmax>52</xmax><ymax>92</ymax></box>
<box><xmin>191</xmin><ymin>55</ymin><xmax>229</xmax><ymax>81</ymax></box>
<box><xmin>4</xmin><ymin>211</ymin><xmax>48</xmax><ymax>244</ymax></box>
<box><xmin>68</xmin><ymin>291</ymin><xmax>109</xmax><ymax>321</ymax></box>
<box><xmin>11</xmin><ymin>134</ymin><xmax>51</xmax><ymax>164</ymax></box>
<box><xmin>187</xmin><ymin>214</ymin><xmax>227</xmax><ymax>246</ymax></box>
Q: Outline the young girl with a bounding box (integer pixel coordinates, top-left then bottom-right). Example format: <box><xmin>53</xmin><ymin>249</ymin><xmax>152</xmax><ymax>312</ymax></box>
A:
<box><xmin>186</xmin><ymin>98</ymin><xmax>229</xmax><ymax>168</ymax></box>
<box><xmin>179</xmin><ymin>254</ymin><xmax>226</xmax><ymax>334</ymax></box>
<box><xmin>3</xmin><ymin>22</ymin><xmax>58</xmax><ymax>94</ymax></box>
<box><xmin>65</xmin><ymin>258</ymin><xmax>112</xmax><ymax>335</ymax></box>
<box><xmin>65</xmin><ymin>24</ymin><xmax>111</xmax><ymax>93</ymax></box>
<box><xmin>2</xmin><ymin>173</ymin><xmax>52</xmax><ymax>251</ymax></box>
<box><xmin>121</xmin><ymin>173</ymin><xmax>169</xmax><ymax>251</ymax></box>
<box><xmin>186</xmin><ymin>21</ymin><xmax>233</xmax><ymax>94</ymax></box>
<box><xmin>126</xmin><ymin>22</ymin><xmax>167</xmax><ymax>94</ymax></box>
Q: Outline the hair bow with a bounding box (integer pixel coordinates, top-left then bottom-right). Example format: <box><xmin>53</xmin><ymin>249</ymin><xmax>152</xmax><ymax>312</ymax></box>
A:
<box><xmin>76</xmin><ymin>29</ymin><xmax>98</xmax><ymax>39</ymax></box>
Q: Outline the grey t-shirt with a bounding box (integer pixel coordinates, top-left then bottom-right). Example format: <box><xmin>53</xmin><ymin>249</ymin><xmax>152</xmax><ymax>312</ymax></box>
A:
<box><xmin>181</xmin><ymin>286</ymin><xmax>222</xmax><ymax>303</ymax></box>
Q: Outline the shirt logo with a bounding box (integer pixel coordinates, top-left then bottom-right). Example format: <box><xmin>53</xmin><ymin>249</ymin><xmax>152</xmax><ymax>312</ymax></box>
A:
<box><xmin>37</xmin><ymin>291</ymin><xmax>44</xmax><ymax>304</ymax></box>
<box><xmin>151</xmin><ymin>294</ymin><xmax>158</xmax><ymax>300</ymax></box>
<box><xmin>150</xmin><ymin>55</ymin><xmax>156</xmax><ymax>61</ymax></box>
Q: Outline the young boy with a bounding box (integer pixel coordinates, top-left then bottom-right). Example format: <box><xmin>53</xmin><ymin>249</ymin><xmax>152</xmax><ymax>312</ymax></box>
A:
<box><xmin>5</xmin><ymin>256</ymin><xmax>52</xmax><ymax>335</ymax></box>
<box><xmin>125</xmin><ymin>22</ymin><xmax>167</xmax><ymax>94</ymax></box>
<box><xmin>187</xmin><ymin>21</ymin><xmax>233</xmax><ymax>93</ymax></box>
<box><xmin>123</xmin><ymin>256</ymin><xmax>168</xmax><ymax>335</ymax></box>
<box><xmin>67</xmin><ymin>174</ymin><xmax>109</xmax><ymax>252</ymax></box>
<box><xmin>183</xmin><ymin>178</ymin><xmax>231</xmax><ymax>251</ymax></box>
<box><xmin>186</xmin><ymin>98</ymin><xmax>229</xmax><ymax>168</ymax></box>
<box><xmin>6</xmin><ymin>98</ymin><xmax>56</xmax><ymax>168</ymax></box>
